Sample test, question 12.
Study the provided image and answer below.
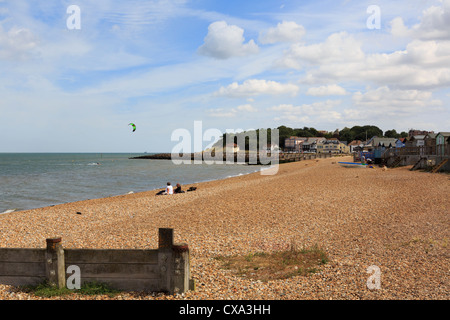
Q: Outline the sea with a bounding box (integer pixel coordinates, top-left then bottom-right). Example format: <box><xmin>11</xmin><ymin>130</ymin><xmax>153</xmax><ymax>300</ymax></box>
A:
<box><xmin>0</xmin><ymin>153</ymin><xmax>265</xmax><ymax>214</ymax></box>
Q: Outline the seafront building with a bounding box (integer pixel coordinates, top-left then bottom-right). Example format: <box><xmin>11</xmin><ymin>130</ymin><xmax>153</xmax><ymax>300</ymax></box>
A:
<box><xmin>302</xmin><ymin>137</ymin><xmax>326</xmax><ymax>153</ymax></box>
<box><xmin>316</xmin><ymin>140</ymin><xmax>350</xmax><ymax>154</ymax></box>
<box><xmin>283</xmin><ymin>137</ymin><xmax>347</xmax><ymax>154</ymax></box>
<box><xmin>284</xmin><ymin>136</ymin><xmax>308</xmax><ymax>152</ymax></box>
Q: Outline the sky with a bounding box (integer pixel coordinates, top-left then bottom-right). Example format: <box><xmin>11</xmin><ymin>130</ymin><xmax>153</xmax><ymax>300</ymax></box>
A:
<box><xmin>0</xmin><ymin>0</ymin><xmax>449</xmax><ymax>152</ymax></box>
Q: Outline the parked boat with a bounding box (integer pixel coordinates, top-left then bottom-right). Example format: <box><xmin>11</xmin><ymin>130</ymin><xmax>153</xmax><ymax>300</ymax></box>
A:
<box><xmin>338</xmin><ymin>162</ymin><xmax>368</xmax><ymax>168</ymax></box>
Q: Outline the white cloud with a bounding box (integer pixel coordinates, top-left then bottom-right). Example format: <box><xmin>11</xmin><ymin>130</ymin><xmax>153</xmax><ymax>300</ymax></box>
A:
<box><xmin>306</xmin><ymin>84</ymin><xmax>348</xmax><ymax>96</ymax></box>
<box><xmin>198</xmin><ymin>21</ymin><xmax>259</xmax><ymax>59</ymax></box>
<box><xmin>344</xmin><ymin>86</ymin><xmax>443</xmax><ymax>121</ymax></box>
<box><xmin>297</xmin><ymin>37</ymin><xmax>450</xmax><ymax>90</ymax></box>
<box><xmin>277</xmin><ymin>4</ymin><xmax>450</xmax><ymax>90</ymax></box>
<box><xmin>352</xmin><ymin>86</ymin><xmax>442</xmax><ymax>109</ymax></box>
<box><xmin>402</xmin><ymin>39</ymin><xmax>450</xmax><ymax>66</ymax></box>
<box><xmin>236</xmin><ymin>104</ymin><xmax>258</xmax><ymax>112</ymax></box>
<box><xmin>270</xmin><ymin>100</ymin><xmax>342</xmax><ymax>124</ymax></box>
<box><xmin>391</xmin><ymin>0</ymin><xmax>450</xmax><ymax>41</ymax></box>
<box><xmin>0</xmin><ymin>25</ymin><xmax>38</xmax><ymax>60</ymax></box>
<box><xmin>215</xmin><ymin>79</ymin><xmax>299</xmax><ymax>97</ymax></box>
<box><xmin>259</xmin><ymin>21</ymin><xmax>305</xmax><ymax>44</ymax></box>
<box><xmin>366</xmin><ymin>40</ymin><xmax>450</xmax><ymax>88</ymax></box>
<box><xmin>207</xmin><ymin>103</ymin><xmax>257</xmax><ymax>118</ymax></box>
<box><xmin>207</xmin><ymin>108</ymin><xmax>237</xmax><ymax>118</ymax></box>
<box><xmin>390</xmin><ymin>17</ymin><xmax>413</xmax><ymax>38</ymax></box>
<box><xmin>274</xmin><ymin>114</ymin><xmax>310</xmax><ymax>123</ymax></box>
<box><xmin>276</xmin><ymin>32</ymin><xmax>364</xmax><ymax>69</ymax></box>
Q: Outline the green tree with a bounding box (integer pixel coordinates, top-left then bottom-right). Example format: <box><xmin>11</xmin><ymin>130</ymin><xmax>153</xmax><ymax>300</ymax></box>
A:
<box><xmin>339</xmin><ymin>127</ymin><xmax>353</xmax><ymax>142</ymax></box>
<box><xmin>324</xmin><ymin>132</ymin><xmax>333</xmax><ymax>139</ymax></box>
<box><xmin>294</xmin><ymin>128</ymin><xmax>314</xmax><ymax>137</ymax></box>
<box><xmin>277</xmin><ymin>126</ymin><xmax>295</xmax><ymax>148</ymax></box>
<box><xmin>352</xmin><ymin>125</ymin><xmax>383</xmax><ymax>141</ymax></box>
<box><xmin>384</xmin><ymin>129</ymin><xmax>400</xmax><ymax>138</ymax></box>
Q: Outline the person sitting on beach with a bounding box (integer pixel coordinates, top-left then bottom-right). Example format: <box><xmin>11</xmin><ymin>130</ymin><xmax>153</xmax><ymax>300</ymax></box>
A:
<box><xmin>174</xmin><ymin>183</ymin><xmax>184</xmax><ymax>194</ymax></box>
<box><xmin>165</xmin><ymin>182</ymin><xmax>173</xmax><ymax>195</ymax></box>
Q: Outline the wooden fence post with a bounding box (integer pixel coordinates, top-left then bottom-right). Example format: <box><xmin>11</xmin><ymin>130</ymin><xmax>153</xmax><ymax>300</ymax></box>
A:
<box><xmin>158</xmin><ymin>228</ymin><xmax>173</xmax><ymax>293</ymax></box>
<box><xmin>172</xmin><ymin>243</ymin><xmax>190</xmax><ymax>294</ymax></box>
<box><xmin>45</xmin><ymin>238</ymin><xmax>65</xmax><ymax>289</ymax></box>
<box><xmin>157</xmin><ymin>228</ymin><xmax>192</xmax><ymax>294</ymax></box>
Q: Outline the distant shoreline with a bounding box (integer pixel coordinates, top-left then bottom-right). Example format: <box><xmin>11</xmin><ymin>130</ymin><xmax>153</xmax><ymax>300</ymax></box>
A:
<box><xmin>0</xmin><ymin>153</ymin><xmax>265</xmax><ymax>214</ymax></box>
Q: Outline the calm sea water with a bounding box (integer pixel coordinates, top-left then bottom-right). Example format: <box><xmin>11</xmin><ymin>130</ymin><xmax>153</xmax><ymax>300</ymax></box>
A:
<box><xmin>0</xmin><ymin>153</ymin><xmax>264</xmax><ymax>213</ymax></box>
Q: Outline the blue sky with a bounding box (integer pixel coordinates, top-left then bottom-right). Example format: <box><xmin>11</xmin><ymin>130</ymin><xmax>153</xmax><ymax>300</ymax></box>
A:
<box><xmin>1</xmin><ymin>0</ymin><xmax>449</xmax><ymax>152</ymax></box>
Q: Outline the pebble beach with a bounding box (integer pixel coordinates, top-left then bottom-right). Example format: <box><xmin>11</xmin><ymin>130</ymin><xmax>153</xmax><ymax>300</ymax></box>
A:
<box><xmin>0</xmin><ymin>155</ymin><xmax>449</xmax><ymax>300</ymax></box>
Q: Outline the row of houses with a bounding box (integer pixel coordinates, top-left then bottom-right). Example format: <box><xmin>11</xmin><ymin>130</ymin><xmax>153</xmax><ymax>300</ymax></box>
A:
<box><xmin>282</xmin><ymin>130</ymin><xmax>450</xmax><ymax>154</ymax></box>
<box><xmin>215</xmin><ymin>130</ymin><xmax>450</xmax><ymax>158</ymax></box>
<box><xmin>361</xmin><ymin>132</ymin><xmax>450</xmax><ymax>153</ymax></box>
<box><xmin>284</xmin><ymin>136</ymin><xmax>350</xmax><ymax>154</ymax></box>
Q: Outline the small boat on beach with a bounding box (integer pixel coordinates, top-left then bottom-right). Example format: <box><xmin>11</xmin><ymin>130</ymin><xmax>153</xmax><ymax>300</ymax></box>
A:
<box><xmin>338</xmin><ymin>162</ymin><xmax>368</xmax><ymax>168</ymax></box>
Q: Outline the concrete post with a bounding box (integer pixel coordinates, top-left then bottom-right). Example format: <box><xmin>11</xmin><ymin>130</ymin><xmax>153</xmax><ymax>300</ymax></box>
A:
<box><xmin>45</xmin><ymin>238</ymin><xmax>65</xmax><ymax>289</ymax></box>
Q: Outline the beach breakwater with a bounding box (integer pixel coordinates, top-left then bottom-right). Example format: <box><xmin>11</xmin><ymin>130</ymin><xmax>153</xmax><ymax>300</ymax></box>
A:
<box><xmin>0</xmin><ymin>228</ymin><xmax>192</xmax><ymax>294</ymax></box>
<box><xmin>130</xmin><ymin>152</ymin><xmax>333</xmax><ymax>164</ymax></box>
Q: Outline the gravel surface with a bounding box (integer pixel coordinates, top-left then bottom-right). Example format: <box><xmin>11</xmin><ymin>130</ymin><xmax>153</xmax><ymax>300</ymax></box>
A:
<box><xmin>0</xmin><ymin>156</ymin><xmax>449</xmax><ymax>300</ymax></box>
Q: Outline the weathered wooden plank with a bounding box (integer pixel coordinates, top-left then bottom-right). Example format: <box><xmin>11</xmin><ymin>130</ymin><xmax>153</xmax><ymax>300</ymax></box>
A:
<box><xmin>77</xmin><ymin>277</ymin><xmax>161</xmax><ymax>292</ymax></box>
<box><xmin>0</xmin><ymin>262</ymin><xmax>45</xmax><ymax>276</ymax></box>
<box><xmin>0</xmin><ymin>248</ymin><xmax>45</xmax><ymax>263</ymax></box>
<box><xmin>64</xmin><ymin>249</ymin><xmax>158</xmax><ymax>264</ymax></box>
<box><xmin>0</xmin><ymin>275</ymin><xmax>45</xmax><ymax>287</ymax></box>
<box><xmin>65</xmin><ymin>262</ymin><xmax>159</xmax><ymax>279</ymax></box>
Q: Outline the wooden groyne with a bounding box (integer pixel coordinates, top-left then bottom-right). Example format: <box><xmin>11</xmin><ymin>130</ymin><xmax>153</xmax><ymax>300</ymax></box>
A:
<box><xmin>130</xmin><ymin>152</ymin><xmax>334</xmax><ymax>164</ymax></box>
<box><xmin>0</xmin><ymin>228</ymin><xmax>192</xmax><ymax>294</ymax></box>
